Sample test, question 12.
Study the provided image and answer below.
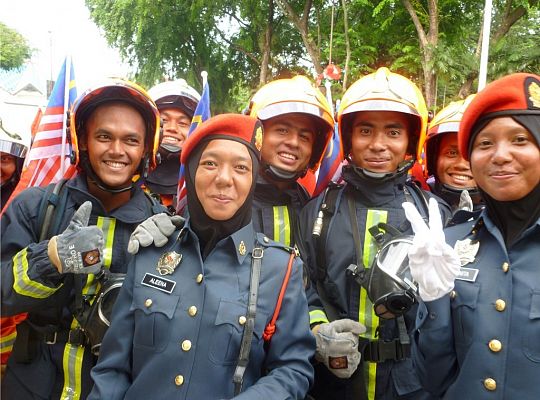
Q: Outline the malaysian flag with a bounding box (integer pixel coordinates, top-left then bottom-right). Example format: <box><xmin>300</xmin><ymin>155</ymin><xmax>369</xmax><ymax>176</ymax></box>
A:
<box><xmin>9</xmin><ymin>57</ymin><xmax>77</xmax><ymax>203</ymax></box>
<box><xmin>313</xmin><ymin>122</ymin><xmax>344</xmax><ymax>196</ymax></box>
<box><xmin>176</xmin><ymin>74</ymin><xmax>211</xmax><ymax>215</ymax></box>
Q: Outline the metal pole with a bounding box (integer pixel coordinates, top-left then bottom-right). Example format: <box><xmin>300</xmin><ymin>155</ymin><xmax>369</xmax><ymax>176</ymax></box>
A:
<box><xmin>478</xmin><ymin>0</ymin><xmax>493</xmax><ymax>91</ymax></box>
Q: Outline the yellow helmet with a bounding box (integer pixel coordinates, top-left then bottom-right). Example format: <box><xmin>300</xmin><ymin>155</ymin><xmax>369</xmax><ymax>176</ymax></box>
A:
<box><xmin>246</xmin><ymin>75</ymin><xmax>334</xmax><ymax>171</ymax></box>
<box><xmin>69</xmin><ymin>78</ymin><xmax>161</xmax><ymax>179</ymax></box>
<box><xmin>337</xmin><ymin>67</ymin><xmax>428</xmax><ymax>160</ymax></box>
<box><xmin>424</xmin><ymin>94</ymin><xmax>476</xmax><ymax>177</ymax></box>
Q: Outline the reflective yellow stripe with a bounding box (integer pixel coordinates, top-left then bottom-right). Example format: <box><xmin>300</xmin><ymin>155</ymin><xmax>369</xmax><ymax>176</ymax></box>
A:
<box><xmin>60</xmin><ymin>318</ymin><xmax>85</xmax><ymax>400</ymax></box>
<box><xmin>309</xmin><ymin>309</ymin><xmax>329</xmax><ymax>325</ymax></box>
<box><xmin>12</xmin><ymin>248</ymin><xmax>62</xmax><ymax>298</ymax></box>
<box><xmin>272</xmin><ymin>206</ymin><xmax>291</xmax><ymax>246</ymax></box>
<box><xmin>359</xmin><ymin>209</ymin><xmax>387</xmax><ymax>400</ymax></box>
<box><xmin>60</xmin><ymin>217</ymin><xmax>116</xmax><ymax>399</ymax></box>
<box><xmin>0</xmin><ymin>331</ymin><xmax>17</xmax><ymax>354</ymax></box>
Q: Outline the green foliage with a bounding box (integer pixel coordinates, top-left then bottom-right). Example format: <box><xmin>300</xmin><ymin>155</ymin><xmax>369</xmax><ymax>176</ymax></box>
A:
<box><xmin>0</xmin><ymin>22</ymin><xmax>32</xmax><ymax>71</ymax></box>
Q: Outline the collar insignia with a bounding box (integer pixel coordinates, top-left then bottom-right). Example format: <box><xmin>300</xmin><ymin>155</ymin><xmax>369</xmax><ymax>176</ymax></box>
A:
<box><xmin>238</xmin><ymin>240</ymin><xmax>247</xmax><ymax>256</ymax></box>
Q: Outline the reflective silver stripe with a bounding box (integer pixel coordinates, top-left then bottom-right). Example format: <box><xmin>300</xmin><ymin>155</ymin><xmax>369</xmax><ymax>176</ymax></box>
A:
<box><xmin>12</xmin><ymin>248</ymin><xmax>61</xmax><ymax>298</ymax></box>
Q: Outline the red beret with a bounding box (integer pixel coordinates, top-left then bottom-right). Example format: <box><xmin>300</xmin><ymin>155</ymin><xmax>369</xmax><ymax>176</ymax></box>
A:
<box><xmin>181</xmin><ymin>113</ymin><xmax>263</xmax><ymax>164</ymax></box>
<box><xmin>458</xmin><ymin>73</ymin><xmax>540</xmax><ymax>160</ymax></box>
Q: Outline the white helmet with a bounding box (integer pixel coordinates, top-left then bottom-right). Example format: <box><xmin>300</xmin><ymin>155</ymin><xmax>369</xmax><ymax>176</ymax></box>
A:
<box><xmin>148</xmin><ymin>79</ymin><xmax>201</xmax><ymax>118</ymax></box>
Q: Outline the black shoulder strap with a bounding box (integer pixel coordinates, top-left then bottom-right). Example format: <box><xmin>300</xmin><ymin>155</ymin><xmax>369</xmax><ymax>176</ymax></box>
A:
<box><xmin>142</xmin><ymin>189</ymin><xmax>167</xmax><ymax>215</ymax></box>
<box><xmin>233</xmin><ymin>246</ymin><xmax>263</xmax><ymax>395</ymax></box>
<box><xmin>404</xmin><ymin>181</ymin><xmax>429</xmax><ymax>221</ymax></box>
<box><xmin>38</xmin><ymin>178</ymin><xmax>69</xmax><ymax>241</ymax></box>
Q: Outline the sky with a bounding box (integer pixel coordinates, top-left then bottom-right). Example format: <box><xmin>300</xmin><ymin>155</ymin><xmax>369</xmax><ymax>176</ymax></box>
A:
<box><xmin>1</xmin><ymin>0</ymin><xmax>131</xmax><ymax>92</ymax></box>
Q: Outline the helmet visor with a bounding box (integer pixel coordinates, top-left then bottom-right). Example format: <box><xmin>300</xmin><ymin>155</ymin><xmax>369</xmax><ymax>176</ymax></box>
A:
<box><xmin>0</xmin><ymin>139</ymin><xmax>28</xmax><ymax>158</ymax></box>
<box><xmin>257</xmin><ymin>101</ymin><xmax>333</xmax><ymax>127</ymax></box>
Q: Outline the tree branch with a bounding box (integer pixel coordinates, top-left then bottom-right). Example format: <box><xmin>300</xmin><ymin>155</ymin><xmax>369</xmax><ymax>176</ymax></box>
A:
<box><xmin>402</xmin><ymin>0</ymin><xmax>428</xmax><ymax>48</ymax></box>
<box><xmin>214</xmin><ymin>28</ymin><xmax>260</xmax><ymax>66</ymax></box>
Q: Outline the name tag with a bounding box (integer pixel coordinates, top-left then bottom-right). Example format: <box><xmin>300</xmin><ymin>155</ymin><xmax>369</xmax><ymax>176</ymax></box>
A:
<box><xmin>141</xmin><ymin>273</ymin><xmax>176</xmax><ymax>294</ymax></box>
<box><xmin>455</xmin><ymin>267</ymin><xmax>479</xmax><ymax>283</ymax></box>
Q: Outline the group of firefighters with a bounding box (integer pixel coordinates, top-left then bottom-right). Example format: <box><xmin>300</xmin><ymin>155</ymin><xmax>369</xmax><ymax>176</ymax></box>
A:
<box><xmin>0</xmin><ymin>68</ymin><xmax>539</xmax><ymax>400</ymax></box>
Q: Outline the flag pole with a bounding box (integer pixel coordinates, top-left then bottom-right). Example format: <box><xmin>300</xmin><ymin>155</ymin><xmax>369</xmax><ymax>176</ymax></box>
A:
<box><xmin>324</xmin><ymin>80</ymin><xmax>333</xmax><ymax>110</ymax></box>
<box><xmin>201</xmin><ymin>71</ymin><xmax>208</xmax><ymax>88</ymax></box>
<box><xmin>61</xmin><ymin>56</ymin><xmax>71</xmax><ymax>176</ymax></box>
<box><xmin>478</xmin><ymin>0</ymin><xmax>493</xmax><ymax>91</ymax></box>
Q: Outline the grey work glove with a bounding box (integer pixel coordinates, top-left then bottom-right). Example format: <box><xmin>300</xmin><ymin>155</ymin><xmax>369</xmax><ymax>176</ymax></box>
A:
<box><xmin>48</xmin><ymin>201</ymin><xmax>104</xmax><ymax>274</ymax></box>
<box><xmin>314</xmin><ymin>319</ymin><xmax>366</xmax><ymax>379</ymax></box>
<box><xmin>127</xmin><ymin>213</ymin><xmax>185</xmax><ymax>254</ymax></box>
<box><xmin>458</xmin><ymin>189</ymin><xmax>474</xmax><ymax>212</ymax></box>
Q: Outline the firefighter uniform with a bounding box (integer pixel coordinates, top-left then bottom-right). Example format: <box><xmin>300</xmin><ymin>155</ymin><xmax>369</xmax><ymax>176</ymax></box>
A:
<box><xmin>1</xmin><ymin>175</ymin><xmax>162</xmax><ymax>399</ymax></box>
<box><xmin>89</xmin><ymin>221</ymin><xmax>315</xmax><ymax>400</ymax></box>
<box><xmin>298</xmin><ymin>168</ymin><xmax>451</xmax><ymax>400</ymax></box>
<box><xmin>252</xmin><ymin>174</ymin><xmax>310</xmax><ymax>247</ymax></box>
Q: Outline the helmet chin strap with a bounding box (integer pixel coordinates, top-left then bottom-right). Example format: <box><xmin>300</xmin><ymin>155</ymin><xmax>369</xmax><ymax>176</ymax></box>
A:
<box><xmin>262</xmin><ymin>163</ymin><xmax>307</xmax><ymax>182</ymax></box>
<box><xmin>80</xmin><ymin>153</ymin><xmax>134</xmax><ymax>194</ymax></box>
<box><xmin>348</xmin><ymin>159</ymin><xmax>415</xmax><ymax>182</ymax></box>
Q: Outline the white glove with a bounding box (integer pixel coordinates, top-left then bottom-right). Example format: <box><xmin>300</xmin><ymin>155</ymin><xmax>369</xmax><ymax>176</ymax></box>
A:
<box><xmin>127</xmin><ymin>213</ymin><xmax>185</xmax><ymax>254</ymax></box>
<box><xmin>402</xmin><ymin>198</ymin><xmax>461</xmax><ymax>302</ymax></box>
<box><xmin>314</xmin><ymin>319</ymin><xmax>366</xmax><ymax>379</ymax></box>
<box><xmin>458</xmin><ymin>190</ymin><xmax>474</xmax><ymax>212</ymax></box>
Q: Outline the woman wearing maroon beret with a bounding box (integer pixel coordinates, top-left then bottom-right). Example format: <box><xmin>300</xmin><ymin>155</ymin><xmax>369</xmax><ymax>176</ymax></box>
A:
<box><xmin>88</xmin><ymin>114</ymin><xmax>315</xmax><ymax>399</ymax></box>
<box><xmin>402</xmin><ymin>73</ymin><xmax>540</xmax><ymax>399</ymax></box>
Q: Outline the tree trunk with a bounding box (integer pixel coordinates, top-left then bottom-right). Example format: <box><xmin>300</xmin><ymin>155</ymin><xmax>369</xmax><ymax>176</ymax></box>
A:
<box><xmin>341</xmin><ymin>0</ymin><xmax>351</xmax><ymax>91</ymax></box>
<box><xmin>274</xmin><ymin>0</ymin><xmax>324</xmax><ymax>75</ymax></box>
<box><xmin>260</xmin><ymin>0</ymin><xmax>274</xmax><ymax>85</ymax></box>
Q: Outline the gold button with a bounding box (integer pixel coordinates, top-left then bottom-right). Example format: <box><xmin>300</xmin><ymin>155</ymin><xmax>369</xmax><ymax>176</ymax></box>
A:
<box><xmin>488</xmin><ymin>339</ymin><xmax>502</xmax><ymax>352</ymax></box>
<box><xmin>263</xmin><ymin>236</ymin><xmax>270</xmax><ymax>243</ymax></box>
<box><xmin>144</xmin><ymin>299</ymin><xmax>153</xmax><ymax>308</ymax></box>
<box><xmin>238</xmin><ymin>316</ymin><xmax>247</xmax><ymax>325</ymax></box>
<box><xmin>484</xmin><ymin>378</ymin><xmax>496</xmax><ymax>391</ymax></box>
<box><xmin>450</xmin><ymin>290</ymin><xmax>457</xmax><ymax>299</ymax></box>
<box><xmin>188</xmin><ymin>306</ymin><xmax>198</xmax><ymax>317</ymax></box>
<box><xmin>175</xmin><ymin>375</ymin><xmax>184</xmax><ymax>386</ymax></box>
<box><xmin>196</xmin><ymin>274</ymin><xmax>203</xmax><ymax>284</ymax></box>
<box><xmin>502</xmin><ymin>262</ymin><xmax>509</xmax><ymax>272</ymax></box>
<box><xmin>494</xmin><ymin>299</ymin><xmax>506</xmax><ymax>312</ymax></box>
<box><xmin>181</xmin><ymin>340</ymin><xmax>192</xmax><ymax>351</ymax></box>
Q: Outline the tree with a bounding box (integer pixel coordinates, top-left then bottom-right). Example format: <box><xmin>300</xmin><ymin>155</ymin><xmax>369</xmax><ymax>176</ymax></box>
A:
<box><xmin>0</xmin><ymin>23</ymin><xmax>32</xmax><ymax>71</ymax></box>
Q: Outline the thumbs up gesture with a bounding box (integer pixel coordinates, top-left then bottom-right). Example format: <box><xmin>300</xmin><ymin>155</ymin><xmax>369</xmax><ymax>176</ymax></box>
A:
<box><xmin>48</xmin><ymin>201</ymin><xmax>104</xmax><ymax>274</ymax></box>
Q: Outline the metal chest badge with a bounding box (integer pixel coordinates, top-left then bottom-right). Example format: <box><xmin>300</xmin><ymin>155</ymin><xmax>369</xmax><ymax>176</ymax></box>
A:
<box><xmin>156</xmin><ymin>251</ymin><xmax>182</xmax><ymax>276</ymax></box>
<box><xmin>454</xmin><ymin>238</ymin><xmax>479</xmax><ymax>266</ymax></box>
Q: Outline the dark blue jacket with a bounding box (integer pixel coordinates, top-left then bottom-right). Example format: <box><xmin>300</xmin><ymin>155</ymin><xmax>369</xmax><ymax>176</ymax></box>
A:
<box><xmin>89</xmin><ymin>221</ymin><xmax>315</xmax><ymax>400</ymax></box>
<box><xmin>413</xmin><ymin>212</ymin><xmax>540</xmax><ymax>399</ymax></box>
<box><xmin>1</xmin><ymin>175</ymin><xmax>162</xmax><ymax>400</ymax></box>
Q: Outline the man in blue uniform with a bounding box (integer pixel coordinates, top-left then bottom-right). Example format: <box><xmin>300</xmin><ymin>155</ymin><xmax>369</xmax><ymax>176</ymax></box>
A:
<box><xmin>1</xmin><ymin>79</ymin><xmax>165</xmax><ymax>400</ymax></box>
<box><xmin>89</xmin><ymin>114</ymin><xmax>315</xmax><ymax>399</ymax></box>
<box><xmin>407</xmin><ymin>72</ymin><xmax>540</xmax><ymax>399</ymax></box>
<box><xmin>246</xmin><ymin>75</ymin><xmax>334</xmax><ymax>247</ymax></box>
<box><xmin>297</xmin><ymin>67</ymin><xmax>451</xmax><ymax>400</ymax></box>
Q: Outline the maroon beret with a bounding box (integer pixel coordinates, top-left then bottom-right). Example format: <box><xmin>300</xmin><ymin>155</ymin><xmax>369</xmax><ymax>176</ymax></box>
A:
<box><xmin>181</xmin><ymin>114</ymin><xmax>263</xmax><ymax>164</ymax></box>
<box><xmin>458</xmin><ymin>73</ymin><xmax>540</xmax><ymax>160</ymax></box>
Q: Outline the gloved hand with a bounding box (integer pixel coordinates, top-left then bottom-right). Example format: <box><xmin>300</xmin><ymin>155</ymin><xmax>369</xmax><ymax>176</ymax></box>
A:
<box><xmin>47</xmin><ymin>201</ymin><xmax>103</xmax><ymax>274</ymax></box>
<box><xmin>458</xmin><ymin>189</ymin><xmax>473</xmax><ymax>212</ymax></box>
<box><xmin>314</xmin><ymin>319</ymin><xmax>366</xmax><ymax>379</ymax></box>
<box><xmin>402</xmin><ymin>198</ymin><xmax>461</xmax><ymax>302</ymax></box>
<box><xmin>127</xmin><ymin>213</ymin><xmax>185</xmax><ymax>254</ymax></box>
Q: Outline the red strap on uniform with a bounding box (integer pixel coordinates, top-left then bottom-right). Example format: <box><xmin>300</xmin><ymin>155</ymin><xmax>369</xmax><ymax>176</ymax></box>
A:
<box><xmin>263</xmin><ymin>251</ymin><xmax>295</xmax><ymax>342</ymax></box>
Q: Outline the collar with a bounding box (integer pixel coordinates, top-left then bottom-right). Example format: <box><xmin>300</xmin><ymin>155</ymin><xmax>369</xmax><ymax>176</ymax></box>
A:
<box><xmin>67</xmin><ymin>175</ymin><xmax>157</xmax><ymax>224</ymax></box>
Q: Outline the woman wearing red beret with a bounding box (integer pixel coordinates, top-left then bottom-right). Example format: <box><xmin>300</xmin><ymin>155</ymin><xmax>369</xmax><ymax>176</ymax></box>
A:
<box><xmin>88</xmin><ymin>114</ymin><xmax>315</xmax><ymax>399</ymax></box>
<box><xmin>402</xmin><ymin>72</ymin><xmax>540</xmax><ymax>399</ymax></box>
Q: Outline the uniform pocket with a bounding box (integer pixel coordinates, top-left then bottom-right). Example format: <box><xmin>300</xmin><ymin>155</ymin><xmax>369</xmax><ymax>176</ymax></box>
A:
<box><xmin>522</xmin><ymin>290</ymin><xmax>540</xmax><ymax>363</ymax></box>
<box><xmin>451</xmin><ymin>282</ymin><xmax>480</xmax><ymax>346</ymax></box>
<box><xmin>130</xmin><ymin>286</ymin><xmax>180</xmax><ymax>352</ymax></box>
<box><xmin>209</xmin><ymin>299</ymin><xmax>266</xmax><ymax>366</ymax></box>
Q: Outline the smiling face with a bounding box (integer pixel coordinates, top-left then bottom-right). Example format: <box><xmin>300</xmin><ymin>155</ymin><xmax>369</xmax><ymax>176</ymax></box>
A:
<box><xmin>80</xmin><ymin>102</ymin><xmax>146</xmax><ymax>189</ymax></box>
<box><xmin>160</xmin><ymin>107</ymin><xmax>191</xmax><ymax>149</ymax></box>
<box><xmin>260</xmin><ymin>113</ymin><xmax>316</xmax><ymax>173</ymax></box>
<box><xmin>349</xmin><ymin>111</ymin><xmax>410</xmax><ymax>172</ymax></box>
<box><xmin>470</xmin><ymin>117</ymin><xmax>540</xmax><ymax>201</ymax></box>
<box><xmin>436</xmin><ymin>133</ymin><xmax>476</xmax><ymax>188</ymax></box>
<box><xmin>195</xmin><ymin>139</ymin><xmax>253</xmax><ymax>220</ymax></box>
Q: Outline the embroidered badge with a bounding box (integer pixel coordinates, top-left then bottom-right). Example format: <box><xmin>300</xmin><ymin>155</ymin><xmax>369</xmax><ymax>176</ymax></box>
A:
<box><xmin>238</xmin><ymin>240</ymin><xmax>247</xmax><ymax>256</ymax></box>
<box><xmin>528</xmin><ymin>80</ymin><xmax>540</xmax><ymax>109</ymax></box>
<box><xmin>454</xmin><ymin>238</ymin><xmax>479</xmax><ymax>266</ymax></box>
<box><xmin>141</xmin><ymin>273</ymin><xmax>176</xmax><ymax>294</ymax></box>
<box><xmin>156</xmin><ymin>251</ymin><xmax>182</xmax><ymax>276</ymax></box>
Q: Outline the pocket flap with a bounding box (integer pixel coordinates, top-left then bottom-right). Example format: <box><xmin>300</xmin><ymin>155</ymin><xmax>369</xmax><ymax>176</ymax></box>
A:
<box><xmin>131</xmin><ymin>285</ymin><xmax>180</xmax><ymax>319</ymax></box>
<box><xmin>529</xmin><ymin>291</ymin><xmax>540</xmax><ymax>320</ymax></box>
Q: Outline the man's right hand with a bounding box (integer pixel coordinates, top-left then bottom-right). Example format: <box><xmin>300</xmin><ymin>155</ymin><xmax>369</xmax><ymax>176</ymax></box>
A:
<box><xmin>127</xmin><ymin>213</ymin><xmax>185</xmax><ymax>254</ymax></box>
<box><xmin>314</xmin><ymin>319</ymin><xmax>366</xmax><ymax>379</ymax></box>
<box><xmin>48</xmin><ymin>201</ymin><xmax>104</xmax><ymax>274</ymax></box>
